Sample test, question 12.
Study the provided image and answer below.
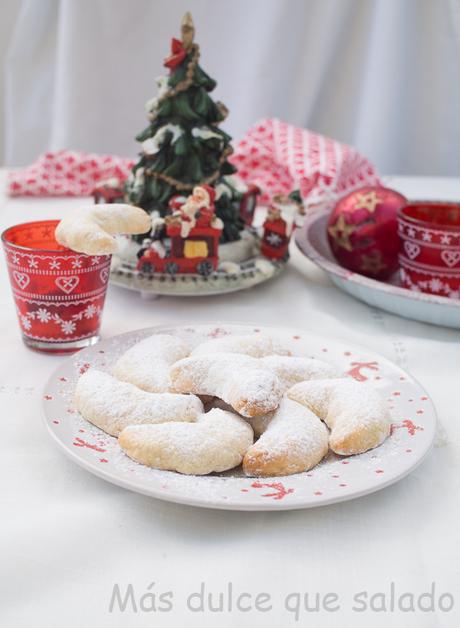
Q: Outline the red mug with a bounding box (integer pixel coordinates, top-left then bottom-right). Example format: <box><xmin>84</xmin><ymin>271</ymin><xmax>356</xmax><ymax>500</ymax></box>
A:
<box><xmin>398</xmin><ymin>202</ymin><xmax>460</xmax><ymax>299</ymax></box>
<box><xmin>2</xmin><ymin>219</ymin><xmax>111</xmax><ymax>353</ymax></box>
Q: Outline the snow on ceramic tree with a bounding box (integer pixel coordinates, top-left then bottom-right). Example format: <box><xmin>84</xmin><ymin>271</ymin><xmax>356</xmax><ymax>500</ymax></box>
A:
<box><xmin>125</xmin><ymin>12</ymin><xmax>244</xmax><ymax>242</ymax></box>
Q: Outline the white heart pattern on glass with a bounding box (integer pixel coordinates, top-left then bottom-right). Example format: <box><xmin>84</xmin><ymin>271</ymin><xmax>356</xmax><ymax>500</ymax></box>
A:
<box><xmin>404</xmin><ymin>241</ymin><xmax>420</xmax><ymax>260</ymax></box>
<box><xmin>100</xmin><ymin>268</ymin><xmax>109</xmax><ymax>283</ymax></box>
<box><xmin>440</xmin><ymin>250</ymin><xmax>460</xmax><ymax>268</ymax></box>
<box><xmin>55</xmin><ymin>276</ymin><xmax>79</xmax><ymax>294</ymax></box>
<box><xmin>13</xmin><ymin>271</ymin><xmax>30</xmax><ymax>290</ymax></box>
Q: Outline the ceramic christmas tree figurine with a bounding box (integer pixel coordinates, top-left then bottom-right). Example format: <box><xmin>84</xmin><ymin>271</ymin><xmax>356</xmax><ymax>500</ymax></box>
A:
<box><xmin>125</xmin><ymin>12</ymin><xmax>244</xmax><ymax>243</ymax></box>
<box><xmin>104</xmin><ymin>14</ymin><xmax>293</xmax><ymax>295</ymax></box>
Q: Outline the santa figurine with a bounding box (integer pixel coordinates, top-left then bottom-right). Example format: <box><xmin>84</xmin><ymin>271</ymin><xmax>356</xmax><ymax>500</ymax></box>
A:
<box><xmin>261</xmin><ymin>206</ymin><xmax>293</xmax><ymax>260</ymax></box>
<box><xmin>170</xmin><ymin>185</ymin><xmax>222</xmax><ymax>237</ymax></box>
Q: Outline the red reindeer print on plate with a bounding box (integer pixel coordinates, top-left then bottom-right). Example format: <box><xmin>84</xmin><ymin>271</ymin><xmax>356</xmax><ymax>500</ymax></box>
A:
<box><xmin>347</xmin><ymin>361</ymin><xmax>379</xmax><ymax>381</ymax></box>
<box><xmin>391</xmin><ymin>419</ymin><xmax>424</xmax><ymax>436</ymax></box>
<box><xmin>208</xmin><ymin>327</ymin><xmax>231</xmax><ymax>338</ymax></box>
<box><xmin>244</xmin><ymin>481</ymin><xmax>294</xmax><ymax>500</ymax></box>
<box><xmin>73</xmin><ymin>437</ymin><xmax>106</xmax><ymax>453</ymax></box>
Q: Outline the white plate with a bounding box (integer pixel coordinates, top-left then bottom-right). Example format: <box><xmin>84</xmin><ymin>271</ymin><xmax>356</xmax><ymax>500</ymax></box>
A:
<box><xmin>42</xmin><ymin>323</ymin><xmax>436</xmax><ymax>511</ymax></box>
<box><xmin>295</xmin><ymin>211</ymin><xmax>460</xmax><ymax>329</ymax></box>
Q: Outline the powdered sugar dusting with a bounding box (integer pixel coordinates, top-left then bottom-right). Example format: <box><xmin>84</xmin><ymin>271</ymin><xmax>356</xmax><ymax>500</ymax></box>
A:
<box><xmin>113</xmin><ymin>333</ymin><xmax>190</xmax><ymax>392</ymax></box>
<box><xmin>75</xmin><ymin>369</ymin><xmax>203</xmax><ymax>436</ymax></box>
<box><xmin>170</xmin><ymin>353</ymin><xmax>283</xmax><ymax>417</ymax></box>
<box><xmin>119</xmin><ymin>408</ymin><xmax>254</xmax><ymax>475</ymax></box>
<box><xmin>244</xmin><ymin>398</ymin><xmax>329</xmax><ymax>476</ymax></box>
<box><xmin>260</xmin><ymin>355</ymin><xmax>342</xmax><ymax>392</ymax></box>
<box><xmin>55</xmin><ymin>204</ymin><xmax>151</xmax><ymax>255</ymax></box>
<box><xmin>245</xmin><ymin>413</ymin><xmax>273</xmax><ymax>438</ymax></box>
<box><xmin>288</xmin><ymin>379</ymin><xmax>391</xmax><ymax>455</ymax></box>
<box><xmin>191</xmin><ymin>334</ymin><xmax>292</xmax><ymax>358</ymax></box>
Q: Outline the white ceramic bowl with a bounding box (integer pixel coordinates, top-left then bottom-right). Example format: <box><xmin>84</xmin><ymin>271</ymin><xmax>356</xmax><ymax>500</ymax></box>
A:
<box><xmin>296</xmin><ymin>211</ymin><xmax>460</xmax><ymax>329</ymax></box>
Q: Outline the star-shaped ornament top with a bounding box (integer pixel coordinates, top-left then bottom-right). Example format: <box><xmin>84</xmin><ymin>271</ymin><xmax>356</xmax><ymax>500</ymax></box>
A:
<box><xmin>354</xmin><ymin>190</ymin><xmax>382</xmax><ymax>214</ymax></box>
<box><xmin>327</xmin><ymin>214</ymin><xmax>357</xmax><ymax>251</ymax></box>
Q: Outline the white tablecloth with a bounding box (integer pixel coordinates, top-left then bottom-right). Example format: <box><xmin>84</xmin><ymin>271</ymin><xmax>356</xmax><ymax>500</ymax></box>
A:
<box><xmin>1</xmin><ymin>172</ymin><xmax>459</xmax><ymax>628</ymax></box>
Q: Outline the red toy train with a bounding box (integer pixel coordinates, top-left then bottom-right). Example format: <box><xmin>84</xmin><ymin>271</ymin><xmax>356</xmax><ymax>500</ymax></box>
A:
<box><xmin>136</xmin><ymin>221</ymin><xmax>222</xmax><ymax>276</ymax></box>
<box><xmin>136</xmin><ymin>185</ymin><xmax>223</xmax><ymax>276</ymax></box>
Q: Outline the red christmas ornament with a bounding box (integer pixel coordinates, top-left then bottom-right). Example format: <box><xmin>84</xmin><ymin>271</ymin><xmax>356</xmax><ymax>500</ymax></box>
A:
<box><xmin>327</xmin><ymin>186</ymin><xmax>407</xmax><ymax>280</ymax></box>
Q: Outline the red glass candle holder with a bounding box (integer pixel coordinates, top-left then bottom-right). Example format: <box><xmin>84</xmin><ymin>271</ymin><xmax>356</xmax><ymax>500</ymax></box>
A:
<box><xmin>398</xmin><ymin>201</ymin><xmax>460</xmax><ymax>299</ymax></box>
<box><xmin>2</xmin><ymin>219</ymin><xmax>111</xmax><ymax>353</ymax></box>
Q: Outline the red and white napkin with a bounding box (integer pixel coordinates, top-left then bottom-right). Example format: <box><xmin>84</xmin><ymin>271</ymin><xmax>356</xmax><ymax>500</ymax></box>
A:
<box><xmin>231</xmin><ymin>118</ymin><xmax>380</xmax><ymax>204</ymax></box>
<box><xmin>7</xmin><ymin>118</ymin><xmax>380</xmax><ymax>203</ymax></box>
<box><xmin>7</xmin><ymin>151</ymin><xmax>134</xmax><ymax>198</ymax></box>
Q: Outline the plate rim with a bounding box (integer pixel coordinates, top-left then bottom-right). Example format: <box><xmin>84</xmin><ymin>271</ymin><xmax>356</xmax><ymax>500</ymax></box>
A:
<box><xmin>41</xmin><ymin>417</ymin><xmax>435</xmax><ymax>511</ymax></box>
<box><xmin>295</xmin><ymin>210</ymin><xmax>460</xmax><ymax>308</ymax></box>
<box><xmin>42</xmin><ymin>322</ymin><xmax>437</xmax><ymax>511</ymax></box>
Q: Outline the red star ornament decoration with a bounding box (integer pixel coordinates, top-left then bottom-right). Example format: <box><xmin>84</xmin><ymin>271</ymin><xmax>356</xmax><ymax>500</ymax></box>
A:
<box><xmin>327</xmin><ymin>186</ymin><xmax>407</xmax><ymax>280</ymax></box>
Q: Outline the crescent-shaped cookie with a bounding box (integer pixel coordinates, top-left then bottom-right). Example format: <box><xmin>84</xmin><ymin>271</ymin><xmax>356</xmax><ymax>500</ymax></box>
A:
<box><xmin>190</xmin><ymin>334</ymin><xmax>291</xmax><ymax>358</ymax></box>
<box><xmin>75</xmin><ymin>369</ymin><xmax>203</xmax><ymax>437</ymax></box>
<box><xmin>244</xmin><ymin>413</ymin><xmax>275</xmax><ymax>439</ymax></box>
<box><xmin>243</xmin><ymin>398</ymin><xmax>329</xmax><ymax>477</ymax></box>
<box><xmin>287</xmin><ymin>379</ymin><xmax>391</xmax><ymax>455</ymax></box>
<box><xmin>170</xmin><ymin>353</ymin><xmax>283</xmax><ymax>417</ymax></box>
<box><xmin>118</xmin><ymin>408</ymin><xmax>254</xmax><ymax>475</ymax></box>
<box><xmin>113</xmin><ymin>334</ymin><xmax>190</xmax><ymax>392</ymax></box>
<box><xmin>55</xmin><ymin>203</ymin><xmax>151</xmax><ymax>255</ymax></box>
<box><xmin>259</xmin><ymin>355</ymin><xmax>341</xmax><ymax>392</ymax></box>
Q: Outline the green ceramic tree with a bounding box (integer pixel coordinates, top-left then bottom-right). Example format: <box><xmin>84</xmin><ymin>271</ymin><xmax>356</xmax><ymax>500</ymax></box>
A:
<box><xmin>125</xmin><ymin>13</ymin><xmax>244</xmax><ymax>242</ymax></box>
